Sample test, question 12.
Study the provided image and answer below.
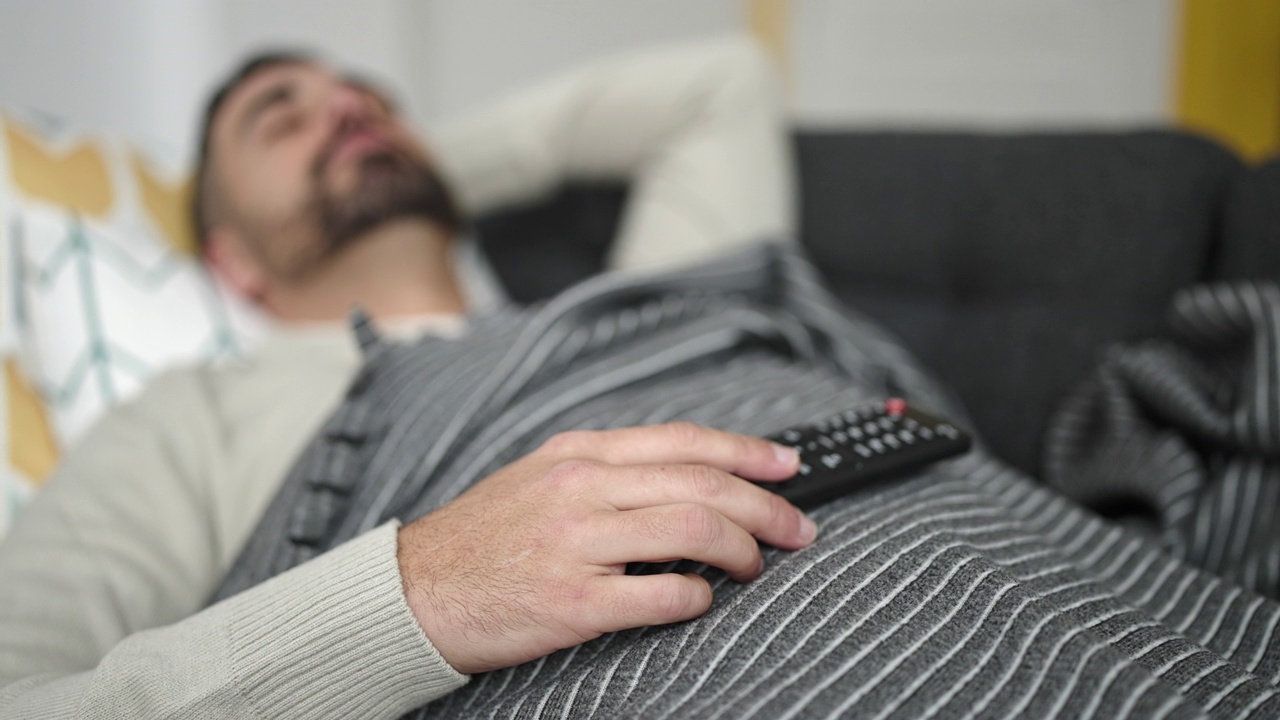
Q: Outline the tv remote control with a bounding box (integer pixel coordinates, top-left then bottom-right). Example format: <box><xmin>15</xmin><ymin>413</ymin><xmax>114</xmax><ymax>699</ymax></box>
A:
<box><xmin>759</xmin><ymin>398</ymin><xmax>971</xmax><ymax>510</ymax></box>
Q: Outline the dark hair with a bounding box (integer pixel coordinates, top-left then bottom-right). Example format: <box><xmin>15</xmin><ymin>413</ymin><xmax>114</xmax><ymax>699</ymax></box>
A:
<box><xmin>190</xmin><ymin>51</ymin><xmax>314</xmax><ymax>253</ymax></box>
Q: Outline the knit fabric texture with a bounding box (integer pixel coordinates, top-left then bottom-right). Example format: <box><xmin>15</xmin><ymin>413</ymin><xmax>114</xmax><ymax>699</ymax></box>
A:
<box><xmin>214</xmin><ymin>246</ymin><xmax>1280</xmax><ymax>718</ymax></box>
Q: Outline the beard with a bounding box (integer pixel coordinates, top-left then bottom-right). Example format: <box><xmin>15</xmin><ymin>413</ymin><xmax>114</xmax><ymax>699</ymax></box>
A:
<box><xmin>307</xmin><ymin>141</ymin><xmax>463</xmax><ymax>261</ymax></box>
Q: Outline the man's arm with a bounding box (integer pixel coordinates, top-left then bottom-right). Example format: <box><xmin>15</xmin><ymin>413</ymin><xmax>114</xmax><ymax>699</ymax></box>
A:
<box><xmin>1</xmin><ymin>381</ymin><xmax>815</xmax><ymax>717</ymax></box>
<box><xmin>432</xmin><ymin>35</ymin><xmax>795</xmax><ymax>272</ymax></box>
<box><xmin>0</xmin><ymin>374</ymin><xmax>466</xmax><ymax>718</ymax></box>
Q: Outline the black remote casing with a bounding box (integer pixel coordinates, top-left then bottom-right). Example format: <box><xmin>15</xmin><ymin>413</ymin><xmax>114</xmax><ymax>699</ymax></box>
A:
<box><xmin>758</xmin><ymin>399</ymin><xmax>971</xmax><ymax>510</ymax></box>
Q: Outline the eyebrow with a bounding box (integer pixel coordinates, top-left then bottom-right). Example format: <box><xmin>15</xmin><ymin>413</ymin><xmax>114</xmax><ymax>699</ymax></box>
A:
<box><xmin>238</xmin><ymin>81</ymin><xmax>295</xmax><ymax>138</ymax></box>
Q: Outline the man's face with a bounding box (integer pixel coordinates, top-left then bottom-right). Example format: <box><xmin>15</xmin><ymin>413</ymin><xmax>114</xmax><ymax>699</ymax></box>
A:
<box><xmin>207</xmin><ymin>61</ymin><xmax>459</xmax><ymax>283</ymax></box>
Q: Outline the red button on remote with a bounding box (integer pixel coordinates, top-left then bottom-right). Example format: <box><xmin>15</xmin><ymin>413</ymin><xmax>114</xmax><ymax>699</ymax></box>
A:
<box><xmin>885</xmin><ymin>397</ymin><xmax>907</xmax><ymax>415</ymax></box>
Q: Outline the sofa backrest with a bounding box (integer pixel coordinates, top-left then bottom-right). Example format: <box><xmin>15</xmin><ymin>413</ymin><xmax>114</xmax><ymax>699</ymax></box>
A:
<box><xmin>473</xmin><ymin>130</ymin><xmax>1252</xmax><ymax>475</ymax></box>
<box><xmin>796</xmin><ymin>131</ymin><xmax>1242</xmax><ymax>473</ymax></box>
<box><xmin>1212</xmin><ymin>157</ymin><xmax>1280</xmax><ymax>282</ymax></box>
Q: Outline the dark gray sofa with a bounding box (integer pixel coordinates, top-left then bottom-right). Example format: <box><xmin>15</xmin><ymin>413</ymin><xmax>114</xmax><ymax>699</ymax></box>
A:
<box><xmin>473</xmin><ymin>130</ymin><xmax>1280</xmax><ymax>475</ymax></box>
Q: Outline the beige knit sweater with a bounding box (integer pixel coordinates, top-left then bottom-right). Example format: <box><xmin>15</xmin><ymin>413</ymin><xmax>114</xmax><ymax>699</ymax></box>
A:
<box><xmin>0</xmin><ymin>37</ymin><xmax>792</xmax><ymax>718</ymax></box>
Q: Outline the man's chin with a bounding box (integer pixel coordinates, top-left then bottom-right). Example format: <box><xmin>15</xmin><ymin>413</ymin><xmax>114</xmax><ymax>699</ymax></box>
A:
<box><xmin>312</xmin><ymin>152</ymin><xmax>462</xmax><ymax>246</ymax></box>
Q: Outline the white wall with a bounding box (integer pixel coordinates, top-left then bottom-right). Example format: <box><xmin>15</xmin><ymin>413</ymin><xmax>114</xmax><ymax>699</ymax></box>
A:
<box><xmin>399</xmin><ymin>1</ymin><xmax>742</xmax><ymax>124</ymax></box>
<box><xmin>0</xmin><ymin>0</ymin><xmax>1180</xmax><ymax>163</ymax></box>
<box><xmin>216</xmin><ymin>0</ymin><xmax>412</xmax><ymax>119</ymax></box>
<box><xmin>791</xmin><ymin>0</ymin><xmax>1178</xmax><ymax>129</ymax></box>
<box><xmin>0</xmin><ymin>0</ymin><xmax>275</xmax><ymax>160</ymax></box>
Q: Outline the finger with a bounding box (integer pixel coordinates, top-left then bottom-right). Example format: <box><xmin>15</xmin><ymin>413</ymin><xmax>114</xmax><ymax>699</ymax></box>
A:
<box><xmin>585</xmin><ymin>573</ymin><xmax>713</xmax><ymax>633</ymax></box>
<box><xmin>542</xmin><ymin>422</ymin><xmax>799</xmax><ymax>481</ymax></box>
<box><xmin>602</xmin><ymin>463</ymin><xmax>816</xmax><ymax>550</ymax></box>
<box><xmin>588</xmin><ymin>504</ymin><xmax>764</xmax><ymax>582</ymax></box>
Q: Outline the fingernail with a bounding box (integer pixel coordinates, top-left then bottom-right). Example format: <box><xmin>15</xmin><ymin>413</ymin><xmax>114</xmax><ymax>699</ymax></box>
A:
<box><xmin>799</xmin><ymin>514</ymin><xmax>817</xmax><ymax>544</ymax></box>
<box><xmin>772</xmin><ymin>442</ymin><xmax>800</xmax><ymax>467</ymax></box>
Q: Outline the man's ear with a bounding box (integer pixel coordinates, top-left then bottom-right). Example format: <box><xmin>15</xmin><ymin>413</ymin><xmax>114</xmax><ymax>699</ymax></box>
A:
<box><xmin>203</xmin><ymin>226</ymin><xmax>268</xmax><ymax>302</ymax></box>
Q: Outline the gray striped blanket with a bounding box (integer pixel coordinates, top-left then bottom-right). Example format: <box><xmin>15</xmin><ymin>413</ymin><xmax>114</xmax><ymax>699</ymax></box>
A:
<box><xmin>1045</xmin><ymin>283</ymin><xmax>1280</xmax><ymax>613</ymax></box>
<box><xmin>214</xmin><ymin>246</ymin><xmax>1280</xmax><ymax>718</ymax></box>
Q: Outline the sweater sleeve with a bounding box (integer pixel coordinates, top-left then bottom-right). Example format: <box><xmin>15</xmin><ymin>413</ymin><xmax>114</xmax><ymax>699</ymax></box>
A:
<box><xmin>431</xmin><ymin>35</ymin><xmax>796</xmax><ymax>273</ymax></box>
<box><xmin>0</xmin><ymin>524</ymin><xmax>465</xmax><ymax>719</ymax></box>
<box><xmin>0</xmin><ymin>374</ymin><xmax>466</xmax><ymax>719</ymax></box>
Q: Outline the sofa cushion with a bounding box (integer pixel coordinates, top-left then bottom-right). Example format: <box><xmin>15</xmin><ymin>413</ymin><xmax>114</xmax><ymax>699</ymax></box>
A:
<box><xmin>474</xmin><ymin>186</ymin><xmax>627</xmax><ymax>304</ymax></box>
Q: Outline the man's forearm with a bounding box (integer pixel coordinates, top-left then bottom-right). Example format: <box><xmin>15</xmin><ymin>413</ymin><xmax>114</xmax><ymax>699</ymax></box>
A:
<box><xmin>432</xmin><ymin>36</ymin><xmax>795</xmax><ymax>273</ymax></box>
<box><xmin>0</xmin><ymin>523</ymin><xmax>466</xmax><ymax>719</ymax></box>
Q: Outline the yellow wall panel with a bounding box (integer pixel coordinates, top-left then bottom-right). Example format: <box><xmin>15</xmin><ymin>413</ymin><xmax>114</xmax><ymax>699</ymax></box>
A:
<box><xmin>748</xmin><ymin>0</ymin><xmax>791</xmax><ymax>83</ymax></box>
<box><xmin>1177</xmin><ymin>0</ymin><xmax>1280</xmax><ymax>161</ymax></box>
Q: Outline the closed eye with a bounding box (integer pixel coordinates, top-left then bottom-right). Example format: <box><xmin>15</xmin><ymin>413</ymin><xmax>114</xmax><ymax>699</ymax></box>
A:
<box><xmin>261</xmin><ymin>106</ymin><xmax>305</xmax><ymax>141</ymax></box>
<box><xmin>241</xmin><ymin>82</ymin><xmax>299</xmax><ymax>140</ymax></box>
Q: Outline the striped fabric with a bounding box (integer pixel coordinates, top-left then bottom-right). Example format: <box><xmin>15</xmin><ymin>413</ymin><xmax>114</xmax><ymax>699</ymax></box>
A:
<box><xmin>1046</xmin><ymin>282</ymin><xmax>1280</xmax><ymax>605</ymax></box>
<box><xmin>214</xmin><ymin>247</ymin><xmax>1280</xmax><ymax>718</ymax></box>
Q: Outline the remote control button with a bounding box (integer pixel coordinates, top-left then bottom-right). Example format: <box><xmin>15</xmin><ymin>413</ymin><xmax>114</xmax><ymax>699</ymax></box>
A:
<box><xmin>868</xmin><ymin>438</ymin><xmax>885</xmax><ymax>453</ymax></box>
<box><xmin>863</xmin><ymin>422</ymin><xmax>879</xmax><ymax>436</ymax></box>
<box><xmin>898</xmin><ymin>429</ymin><xmax>915</xmax><ymax>444</ymax></box>
<box><xmin>885</xmin><ymin>397</ymin><xmax>907</xmax><ymax>415</ymax></box>
<box><xmin>806</xmin><ymin>441</ymin><xmax>818</xmax><ymax>451</ymax></box>
<box><xmin>848</xmin><ymin>427</ymin><xmax>863</xmax><ymax>440</ymax></box>
<box><xmin>883</xmin><ymin>434</ymin><xmax>901</xmax><ymax>449</ymax></box>
<box><xmin>819</xmin><ymin>436</ymin><xmax>835</xmax><ymax>449</ymax></box>
<box><xmin>782</xmin><ymin>429</ymin><xmax>802</xmax><ymax>443</ymax></box>
<box><xmin>798</xmin><ymin>463</ymin><xmax>811</xmax><ymax>476</ymax></box>
<box><xmin>918</xmin><ymin>427</ymin><xmax>934</xmax><ymax>440</ymax></box>
<box><xmin>854</xmin><ymin>444</ymin><xmax>872</xmax><ymax>458</ymax></box>
<box><xmin>878</xmin><ymin>417</ymin><xmax>895</xmax><ymax>431</ymax></box>
<box><xmin>937</xmin><ymin>424</ymin><xmax>959</xmax><ymax>439</ymax></box>
<box><xmin>842</xmin><ymin>410</ymin><xmax>858</xmax><ymax>423</ymax></box>
<box><xmin>833</xmin><ymin>430</ymin><xmax>849</xmax><ymax>444</ymax></box>
<box><xmin>827</xmin><ymin>414</ymin><xmax>845</xmax><ymax>429</ymax></box>
<box><xmin>820</xmin><ymin>453</ymin><xmax>842</xmax><ymax>469</ymax></box>
<box><xmin>904</xmin><ymin>419</ymin><xmax>919</xmax><ymax>430</ymax></box>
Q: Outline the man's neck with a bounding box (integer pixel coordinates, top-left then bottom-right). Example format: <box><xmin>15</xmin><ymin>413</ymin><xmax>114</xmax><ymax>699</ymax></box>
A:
<box><xmin>263</xmin><ymin>218</ymin><xmax>467</xmax><ymax>323</ymax></box>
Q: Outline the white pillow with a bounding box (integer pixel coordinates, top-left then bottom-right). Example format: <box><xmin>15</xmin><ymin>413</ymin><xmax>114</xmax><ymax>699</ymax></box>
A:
<box><xmin>0</xmin><ymin>114</ymin><xmax>263</xmax><ymax>452</ymax></box>
<box><xmin>7</xmin><ymin>201</ymin><xmax>263</xmax><ymax>446</ymax></box>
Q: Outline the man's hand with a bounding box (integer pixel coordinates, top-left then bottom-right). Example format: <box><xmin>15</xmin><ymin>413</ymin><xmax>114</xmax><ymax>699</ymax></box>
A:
<box><xmin>396</xmin><ymin>422</ymin><xmax>816</xmax><ymax>675</ymax></box>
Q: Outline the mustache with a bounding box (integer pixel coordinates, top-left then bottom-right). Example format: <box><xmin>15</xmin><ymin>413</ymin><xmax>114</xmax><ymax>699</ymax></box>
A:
<box><xmin>311</xmin><ymin>125</ymin><xmax>392</xmax><ymax>179</ymax></box>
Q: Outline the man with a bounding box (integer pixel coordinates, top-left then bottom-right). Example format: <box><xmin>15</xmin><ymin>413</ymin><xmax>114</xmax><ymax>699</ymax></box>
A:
<box><xmin>0</xmin><ymin>37</ymin><xmax>812</xmax><ymax>716</ymax></box>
